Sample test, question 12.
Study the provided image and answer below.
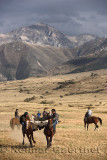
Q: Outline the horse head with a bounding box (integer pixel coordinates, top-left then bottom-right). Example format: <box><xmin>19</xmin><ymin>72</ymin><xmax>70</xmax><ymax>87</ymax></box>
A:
<box><xmin>26</xmin><ymin>120</ymin><xmax>31</xmax><ymax>130</ymax></box>
<box><xmin>47</xmin><ymin>116</ymin><xmax>53</xmax><ymax>129</ymax></box>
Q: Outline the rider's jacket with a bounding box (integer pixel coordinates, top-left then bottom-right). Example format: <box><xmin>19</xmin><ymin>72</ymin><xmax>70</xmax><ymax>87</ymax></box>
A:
<box><xmin>85</xmin><ymin>110</ymin><xmax>92</xmax><ymax>117</ymax></box>
<box><xmin>87</xmin><ymin>110</ymin><xmax>92</xmax><ymax>116</ymax></box>
<box><xmin>52</xmin><ymin>113</ymin><xmax>59</xmax><ymax>122</ymax></box>
<box><xmin>20</xmin><ymin>114</ymin><xmax>30</xmax><ymax>124</ymax></box>
<box><xmin>15</xmin><ymin>111</ymin><xmax>19</xmax><ymax>118</ymax></box>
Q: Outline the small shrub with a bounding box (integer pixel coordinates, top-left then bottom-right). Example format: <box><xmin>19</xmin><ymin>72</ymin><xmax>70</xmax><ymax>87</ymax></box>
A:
<box><xmin>53</xmin><ymin>80</ymin><xmax>75</xmax><ymax>90</ymax></box>
<box><xmin>40</xmin><ymin>100</ymin><xmax>54</xmax><ymax>104</ymax></box>
<box><xmin>65</xmin><ymin>94</ymin><xmax>69</xmax><ymax>96</ymax></box>
<box><xmin>68</xmin><ymin>104</ymin><xmax>74</xmax><ymax>107</ymax></box>
<box><xmin>19</xmin><ymin>88</ymin><xmax>23</xmax><ymax>93</ymax></box>
<box><xmin>45</xmin><ymin>91</ymin><xmax>49</xmax><ymax>94</ymax></box>
<box><xmin>40</xmin><ymin>100</ymin><xmax>47</xmax><ymax>104</ymax></box>
<box><xmin>24</xmin><ymin>96</ymin><xmax>36</xmax><ymax>102</ymax></box>
<box><xmin>40</xmin><ymin>96</ymin><xmax>43</xmax><ymax>99</ymax></box>
<box><xmin>27</xmin><ymin>91</ymin><xmax>30</xmax><ymax>94</ymax></box>
<box><xmin>87</xmin><ymin>104</ymin><xmax>93</xmax><ymax>107</ymax></box>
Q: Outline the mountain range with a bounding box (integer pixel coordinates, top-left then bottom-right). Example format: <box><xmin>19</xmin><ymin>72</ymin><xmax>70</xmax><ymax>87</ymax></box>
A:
<box><xmin>0</xmin><ymin>23</ymin><xmax>106</xmax><ymax>81</ymax></box>
<box><xmin>50</xmin><ymin>37</ymin><xmax>107</xmax><ymax>75</ymax></box>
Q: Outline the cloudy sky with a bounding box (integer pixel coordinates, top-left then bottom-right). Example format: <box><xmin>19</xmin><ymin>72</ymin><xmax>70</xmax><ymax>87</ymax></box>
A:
<box><xmin>0</xmin><ymin>0</ymin><xmax>107</xmax><ymax>36</ymax></box>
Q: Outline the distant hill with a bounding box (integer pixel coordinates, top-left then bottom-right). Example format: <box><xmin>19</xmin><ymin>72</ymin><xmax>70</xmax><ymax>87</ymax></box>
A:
<box><xmin>66</xmin><ymin>34</ymin><xmax>98</xmax><ymax>47</ymax></box>
<box><xmin>0</xmin><ymin>41</ymin><xmax>74</xmax><ymax>80</ymax></box>
<box><xmin>49</xmin><ymin>37</ymin><xmax>107</xmax><ymax>75</ymax></box>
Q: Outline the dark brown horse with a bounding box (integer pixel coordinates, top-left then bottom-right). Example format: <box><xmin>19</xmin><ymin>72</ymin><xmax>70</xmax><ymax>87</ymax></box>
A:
<box><xmin>84</xmin><ymin>116</ymin><xmax>102</xmax><ymax>131</ymax></box>
<box><xmin>44</xmin><ymin>117</ymin><xmax>54</xmax><ymax>148</ymax></box>
<box><xmin>10</xmin><ymin>117</ymin><xmax>20</xmax><ymax>129</ymax></box>
<box><xmin>22</xmin><ymin>120</ymin><xmax>37</xmax><ymax>147</ymax></box>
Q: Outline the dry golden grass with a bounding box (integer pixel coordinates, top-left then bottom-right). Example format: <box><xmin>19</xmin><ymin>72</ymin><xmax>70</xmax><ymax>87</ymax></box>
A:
<box><xmin>0</xmin><ymin>69</ymin><xmax>107</xmax><ymax>160</ymax></box>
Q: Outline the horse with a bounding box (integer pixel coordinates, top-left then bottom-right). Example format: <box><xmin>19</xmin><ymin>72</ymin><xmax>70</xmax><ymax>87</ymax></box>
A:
<box><xmin>44</xmin><ymin>116</ymin><xmax>54</xmax><ymax>148</ymax></box>
<box><xmin>84</xmin><ymin>116</ymin><xmax>102</xmax><ymax>131</ymax></box>
<box><xmin>10</xmin><ymin>117</ymin><xmax>20</xmax><ymax>129</ymax></box>
<box><xmin>22</xmin><ymin>120</ymin><xmax>38</xmax><ymax>147</ymax></box>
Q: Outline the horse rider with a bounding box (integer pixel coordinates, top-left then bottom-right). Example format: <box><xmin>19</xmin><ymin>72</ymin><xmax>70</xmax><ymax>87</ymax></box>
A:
<box><xmin>15</xmin><ymin>109</ymin><xmax>19</xmax><ymax>118</ymax></box>
<box><xmin>20</xmin><ymin>112</ymin><xmax>30</xmax><ymax>133</ymax></box>
<box><xmin>85</xmin><ymin>107</ymin><xmax>92</xmax><ymax>118</ymax></box>
<box><xmin>51</xmin><ymin>109</ymin><xmax>59</xmax><ymax>134</ymax></box>
<box><xmin>37</xmin><ymin>111</ymin><xmax>41</xmax><ymax>120</ymax></box>
<box><xmin>42</xmin><ymin>109</ymin><xmax>47</xmax><ymax>120</ymax></box>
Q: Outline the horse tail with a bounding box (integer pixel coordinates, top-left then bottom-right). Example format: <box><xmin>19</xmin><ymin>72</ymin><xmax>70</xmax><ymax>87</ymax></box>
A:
<box><xmin>10</xmin><ymin>118</ymin><xmax>14</xmax><ymax>129</ymax></box>
<box><xmin>98</xmin><ymin>117</ymin><xmax>102</xmax><ymax>125</ymax></box>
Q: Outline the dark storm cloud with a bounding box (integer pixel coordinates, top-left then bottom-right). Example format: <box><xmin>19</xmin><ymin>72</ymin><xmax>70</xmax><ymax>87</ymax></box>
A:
<box><xmin>0</xmin><ymin>0</ymin><xmax>107</xmax><ymax>36</ymax></box>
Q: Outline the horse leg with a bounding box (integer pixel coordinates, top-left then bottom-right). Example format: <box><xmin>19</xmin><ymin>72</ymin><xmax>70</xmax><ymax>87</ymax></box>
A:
<box><xmin>29</xmin><ymin>134</ymin><xmax>33</xmax><ymax>147</ymax></box>
<box><xmin>22</xmin><ymin>133</ymin><xmax>25</xmax><ymax>145</ymax></box>
<box><xmin>12</xmin><ymin>122</ymin><xmax>15</xmax><ymax>129</ymax></box>
<box><xmin>17</xmin><ymin>124</ymin><xmax>20</xmax><ymax>130</ymax></box>
<box><xmin>97</xmin><ymin>125</ymin><xmax>99</xmax><ymax>131</ymax></box>
<box><xmin>22</xmin><ymin>124</ymin><xmax>25</xmax><ymax>145</ymax></box>
<box><xmin>46</xmin><ymin>136</ymin><xmax>50</xmax><ymax>148</ymax></box>
<box><xmin>26</xmin><ymin>134</ymin><xmax>32</xmax><ymax>147</ymax></box>
<box><xmin>84</xmin><ymin>122</ymin><xmax>86</xmax><ymax>130</ymax></box>
<box><xmin>87</xmin><ymin>124</ymin><xmax>89</xmax><ymax>131</ymax></box>
<box><xmin>10</xmin><ymin>119</ymin><xmax>14</xmax><ymax>129</ymax></box>
<box><xmin>49</xmin><ymin>136</ymin><xmax>52</xmax><ymax>147</ymax></box>
<box><xmin>31</xmin><ymin>131</ymin><xmax>36</xmax><ymax>144</ymax></box>
<box><xmin>94</xmin><ymin>124</ymin><xmax>99</xmax><ymax>131</ymax></box>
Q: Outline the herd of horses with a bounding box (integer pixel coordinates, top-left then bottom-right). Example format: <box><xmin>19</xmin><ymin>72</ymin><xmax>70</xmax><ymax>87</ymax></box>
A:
<box><xmin>10</xmin><ymin>115</ymin><xmax>102</xmax><ymax>148</ymax></box>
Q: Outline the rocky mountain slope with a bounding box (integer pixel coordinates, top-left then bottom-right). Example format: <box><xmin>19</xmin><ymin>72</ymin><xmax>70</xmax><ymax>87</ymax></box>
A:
<box><xmin>50</xmin><ymin>37</ymin><xmax>107</xmax><ymax>75</ymax></box>
<box><xmin>0</xmin><ymin>23</ymin><xmax>74</xmax><ymax>48</ymax></box>
<box><xmin>0</xmin><ymin>23</ymin><xmax>106</xmax><ymax>81</ymax></box>
<box><xmin>0</xmin><ymin>41</ymin><xmax>74</xmax><ymax>80</ymax></box>
<box><xmin>66</xmin><ymin>34</ymin><xmax>98</xmax><ymax>47</ymax></box>
<box><xmin>0</xmin><ymin>23</ymin><xmax>98</xmax><ymax>48</ymax></box>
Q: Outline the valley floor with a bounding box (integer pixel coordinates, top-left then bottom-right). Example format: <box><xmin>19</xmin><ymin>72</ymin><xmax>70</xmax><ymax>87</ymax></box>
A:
<box><xmin>0</xmin><ymin>69</ymin><xmax>107</xmax><ymax>160</ymax></box>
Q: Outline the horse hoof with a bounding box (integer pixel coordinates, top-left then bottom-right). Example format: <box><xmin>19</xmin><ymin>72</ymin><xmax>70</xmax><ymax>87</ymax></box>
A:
<box><xmin>47</xmin><ymin>144</ymin><xmax>51</xmax><ymax>148</ymax></box>
<box><xmin>47</xmin><ymin>145</ymin><xmax>50</xmax><ymax>148</ymax></box>
<box><xmin>31</xmin><ymin>145</ymin><xmax>35</xmax><ymax>148</ymax></box>
<box><xmin>46</xmin><ymin>147</ymin><xmax>49</xmax><ymax>150</ymax></box>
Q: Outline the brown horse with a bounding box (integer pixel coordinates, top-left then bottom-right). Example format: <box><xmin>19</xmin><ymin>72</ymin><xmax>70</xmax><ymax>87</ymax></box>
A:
<box><xmin>10</xmin><ymin>117</ymin><xmax>20</xmax><ymax>129</ymax></box>
<box><xmin>84</xmin><ymin>116</ymin><xmax>102</xmax><ymax>131</ymax></box>
<box><xmin>22</xmin><ymin>120</ymin><xmax>38</xmax><ymax>147</ymax></box>
<box><xmin>44</xmin><ymin>117</ymin><xmax>54</xmax><ymax>148</ymax></box>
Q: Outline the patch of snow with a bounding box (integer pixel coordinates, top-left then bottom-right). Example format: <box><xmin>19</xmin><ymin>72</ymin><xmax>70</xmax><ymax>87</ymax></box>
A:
<box><xmin>37</xmin><ymin>60</ymin><xmax>43</xmax><ymax>67</ymax></box>
<box><xmin>104</xmin><ymin>47</ymin><xmax>107</xmax><ymax>51</ymax></box>
<box><xmin>37</xmin><ymin>31</ymin><xmax>40</xmax><ymax>34</ymax></box>
<box><xmin>20</xmin><ymin>35</ymin><xmax>29</xmax><ymax>41</ymax></box>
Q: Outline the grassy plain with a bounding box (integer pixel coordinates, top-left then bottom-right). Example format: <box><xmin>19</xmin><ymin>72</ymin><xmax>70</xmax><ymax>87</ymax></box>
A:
<box><xmin>0</xmin><ymin>69</ymin><xmax>107</xmax><ymax>160</ymax></box>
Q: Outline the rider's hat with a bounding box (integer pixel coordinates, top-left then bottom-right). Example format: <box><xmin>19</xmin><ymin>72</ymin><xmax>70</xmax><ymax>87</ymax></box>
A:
<box><xmin>24</xmin><ymin>112</ymin><xmax>28</xmax><ymax>116</ymax></box>
<box><xmin>51</xmin><ymin>109</ymin><xmax>56</xmax><ymax>112</ymax></box>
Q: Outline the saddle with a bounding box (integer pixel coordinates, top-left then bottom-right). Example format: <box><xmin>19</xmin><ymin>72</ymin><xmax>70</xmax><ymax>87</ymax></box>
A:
<box><xmin>84</xmin><ymin>116</ymin><xmax>91</xmax><ymax>123</ymax></box>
